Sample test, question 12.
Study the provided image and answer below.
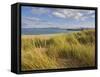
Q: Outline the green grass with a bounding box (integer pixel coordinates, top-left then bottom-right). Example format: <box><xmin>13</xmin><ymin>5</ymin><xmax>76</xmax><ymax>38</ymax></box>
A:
<box><xmin>21</xmin><ymin>29</ymin><xmax>95</xmax><ymax>71</ymax></box>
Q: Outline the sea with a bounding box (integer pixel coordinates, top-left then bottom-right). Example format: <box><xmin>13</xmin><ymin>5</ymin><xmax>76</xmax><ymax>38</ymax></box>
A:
<box><xmin>22</xmin><ymin>28</ymin><xmax>79</xmax><ymax>35</ymax></box>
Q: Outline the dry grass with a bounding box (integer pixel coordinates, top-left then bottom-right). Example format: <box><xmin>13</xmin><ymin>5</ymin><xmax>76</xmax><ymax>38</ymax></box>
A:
<box><xmin>21</xmin><ymin>29</ymin><xmax>95</xmax><ymax>71</ymax></box>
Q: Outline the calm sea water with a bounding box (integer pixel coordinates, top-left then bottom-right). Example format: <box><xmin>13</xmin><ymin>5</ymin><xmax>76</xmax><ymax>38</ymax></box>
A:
<box><xmin>22</xmin><ymin>28</ymin><xmax>78</xmax><ymax>35</ymax></box>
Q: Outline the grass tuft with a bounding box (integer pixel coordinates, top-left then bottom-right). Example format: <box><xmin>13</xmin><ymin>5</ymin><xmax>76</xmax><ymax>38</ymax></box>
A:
<box><xmin>21</xmin><ymin>30</ymin><xmax>95</xmax><ymax>70</ymax></box>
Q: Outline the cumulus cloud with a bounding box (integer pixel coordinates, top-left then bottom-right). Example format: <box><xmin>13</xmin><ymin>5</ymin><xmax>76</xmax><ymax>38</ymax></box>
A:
<box><xmin>30</xmin><ymin>7</ymin><xmax>95</xmax><ymax>21</ymax></box>
<box><xmin>52</xmin><ymin>9</ymin><xmax>84</xmax><ymax>20</ymax></box>
<box><xmin>22</xmin><ymin>7</ymin><xmax>95</xmax><ymax>29</ymax></box>
<box><xmin>52</xmin><ymin>9</ymin><xmax>95</xmax><ymax>21</ymax></box>
<box><xmin>53</xmin><ymin>12</ymin><xmax>66</xmax><ymax>18</ymax></box>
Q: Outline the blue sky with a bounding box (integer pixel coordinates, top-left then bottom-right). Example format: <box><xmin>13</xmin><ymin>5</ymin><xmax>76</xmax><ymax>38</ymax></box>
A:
<box><xmin>21</xmin><ymin>6</ymin><xmax>95</xmax><ymax>29</ymax></box>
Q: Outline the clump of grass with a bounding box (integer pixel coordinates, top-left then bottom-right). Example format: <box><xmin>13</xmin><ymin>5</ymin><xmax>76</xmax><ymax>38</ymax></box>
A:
<box><xmin>21</xmin><ymin>38</ymin><xmax>34</xmax><ymax>51</ymax></box>
<box><xmin>21</xmin><ymin>29</ymin><xmax>95</xmax><ymax>70</ymax></box>
<box><xmin>21</xmin><ymin>48</ymin><xmax>58</xmax><ymax>70</ymax></box>
<box><xmin>74</xmin><ymin>30</ymin><xmax>95</xmax><ymax>44</ymax></box>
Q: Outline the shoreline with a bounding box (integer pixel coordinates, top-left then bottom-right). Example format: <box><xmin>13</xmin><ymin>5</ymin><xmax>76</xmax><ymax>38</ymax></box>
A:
<box><xmin>21</xmin><ymin>33</ymin><xmax>67</xmax><ymax>38</ymax></box>
<box><xmin>21</xmin><ymin>31</ymin><xmax>81</xmax><ymax>39</ymax></box>
<box><xmin>21</xmin><ymin>29</ymin><xmax>94</xmax><ymax>39</ymax></box>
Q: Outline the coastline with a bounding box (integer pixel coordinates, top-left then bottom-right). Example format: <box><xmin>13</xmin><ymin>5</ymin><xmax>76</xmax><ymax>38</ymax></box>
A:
<box><xmin>21</xmin><ymin>29</ymin><xmax>94</xmax><ymax>39</ymax></box>
<box><xmin>21</xmin><ymin>33</ymin><xmax>68</xmax><ymax>39</ymax></box>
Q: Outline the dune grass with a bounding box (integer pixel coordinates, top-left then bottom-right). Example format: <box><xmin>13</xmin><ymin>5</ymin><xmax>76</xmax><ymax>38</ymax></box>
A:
<box><xmin>21</xmin><ymin>29</ymin><xmax>95</xmax><ymax>71</ymax></box>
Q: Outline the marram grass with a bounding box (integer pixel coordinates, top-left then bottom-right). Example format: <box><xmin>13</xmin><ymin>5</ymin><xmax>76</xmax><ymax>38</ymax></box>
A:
<box><xmin>21</xmin><ymin>30</ymin><xmax>95</xmax><ymax>71</ymax></box>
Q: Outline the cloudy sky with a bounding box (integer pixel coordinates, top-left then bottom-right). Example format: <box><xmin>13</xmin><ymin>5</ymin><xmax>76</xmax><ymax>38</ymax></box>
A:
<box><xmin>21</xmin><ymin>6</ymin><xmax>95</xmax><ymax>29</ymax></box>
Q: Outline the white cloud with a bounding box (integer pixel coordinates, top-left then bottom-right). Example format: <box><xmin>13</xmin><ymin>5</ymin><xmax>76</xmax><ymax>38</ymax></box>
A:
<box><xmin>31</xmin><ymin>7</ymin><xmax>49</xmax><ymax>14</ymax></box>
<box><xmin>22</xmin><ymin>16</ymin><xmax>58</xmax><ymax>28</ymax></box>
<box><xmin>22</xmin><ymin>7</ymin><xmax>95</xmax><ymax>29</ymax></box>
<box><xmin>30</xmin><ymin>7</ymin><xmax>95</xmax><ymax>21</ymax></box>
<box><xmin>74</xmin><ymin>12</ymin><xmax>83</xmax><ymax>20</ymax></box>
<box><xmin>52</xmin><ymin>9</ymin><xmax>95</xmax><ymax>21</ymax></box>
<box><xmin>22</xmin><ymin>16</ymin><xmax>95</xmax><ymax>29</ymax></box>
<box><xmin>52</xmin><ymin>9</ymin><xmax>84</xmax><ymax>20</ymax></box>
<box><xmin>53</xmin><ymin>12</ymin><xmax>66</xmax><ymax>18</ymax></box>
<box><xmin>87</xmin><ymin>10</ymin><xmax>95</xmax><ymax>14</ymax></box>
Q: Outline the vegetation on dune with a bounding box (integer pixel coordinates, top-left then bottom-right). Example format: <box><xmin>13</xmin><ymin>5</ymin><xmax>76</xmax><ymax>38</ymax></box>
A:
<box><xmin>21</xmin><ymin>30</ymin><xmax>95</xmax><ymax>70</ymax></box>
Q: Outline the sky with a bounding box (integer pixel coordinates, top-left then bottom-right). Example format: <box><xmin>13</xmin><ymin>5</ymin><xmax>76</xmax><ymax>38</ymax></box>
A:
<box><xmin>21</xmin><ymin>6</ymin><xmax>95</xmax><ymax>29</ymax></box>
